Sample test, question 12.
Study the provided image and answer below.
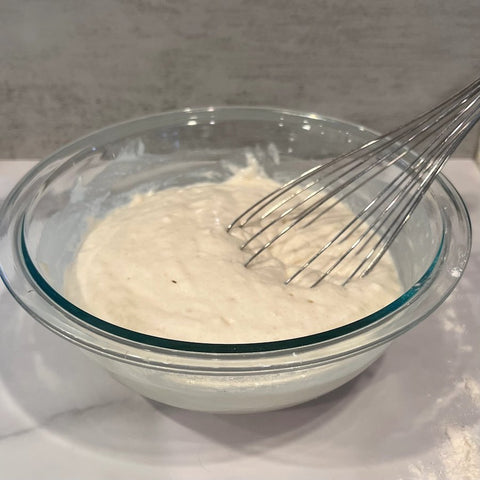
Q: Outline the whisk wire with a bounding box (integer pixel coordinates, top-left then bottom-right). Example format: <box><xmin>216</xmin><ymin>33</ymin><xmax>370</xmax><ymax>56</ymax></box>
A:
<box><xmin>229</xmin><ymin>77</ymin><xmax>480</xmax><ymax>286</ymax></box>
<box><xmin>353</xmin><ymin>95</ymin><xmax>480</xmax><ymax>281</ymax></box>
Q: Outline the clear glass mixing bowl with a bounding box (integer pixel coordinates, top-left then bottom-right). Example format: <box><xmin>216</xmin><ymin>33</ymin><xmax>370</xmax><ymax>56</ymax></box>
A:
<box><xmin>0</xmin><ymin>107</ymin><xmax>471</xmax><ymax>413</ymax></box>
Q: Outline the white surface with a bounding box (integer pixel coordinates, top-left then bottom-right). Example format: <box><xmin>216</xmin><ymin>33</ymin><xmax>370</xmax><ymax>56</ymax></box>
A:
<box><xmin>1</xmin><ymin>160</ymin><xmax>479</xmax><ymax>479</ymax></box>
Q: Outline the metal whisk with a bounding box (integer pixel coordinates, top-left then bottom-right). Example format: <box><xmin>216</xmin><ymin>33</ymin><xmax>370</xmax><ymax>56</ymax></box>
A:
<box><xmin>227</xmin><ymin>77</ymin><xmax>480</xmax><ymax>287</ymax></box>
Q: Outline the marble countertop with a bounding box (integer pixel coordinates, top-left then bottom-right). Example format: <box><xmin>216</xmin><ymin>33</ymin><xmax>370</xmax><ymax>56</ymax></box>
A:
<box><xmin>1</xmin><ymin>160</ymin><xmax>479</xmax><ymax>479</ymax></box>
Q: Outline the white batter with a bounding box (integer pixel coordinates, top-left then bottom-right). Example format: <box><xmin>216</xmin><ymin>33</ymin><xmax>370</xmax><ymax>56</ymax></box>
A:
<box><xmin>65</xmin><ymin>164</ymin><xmax>402</xmax><ymax>343</ymax></box>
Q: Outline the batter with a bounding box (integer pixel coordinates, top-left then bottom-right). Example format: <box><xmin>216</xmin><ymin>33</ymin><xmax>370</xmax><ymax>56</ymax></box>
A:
<box><xmin>65</xmin><ymin>163</ymin><xmax>402</xmax><ymax>343</ymax></box>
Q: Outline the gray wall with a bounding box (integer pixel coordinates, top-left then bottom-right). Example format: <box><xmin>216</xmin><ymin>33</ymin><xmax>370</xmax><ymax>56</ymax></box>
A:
<box><xmin>1</xmin><ymin>0</ymin><xmax>479</xmax><ymax>159</ymax></box>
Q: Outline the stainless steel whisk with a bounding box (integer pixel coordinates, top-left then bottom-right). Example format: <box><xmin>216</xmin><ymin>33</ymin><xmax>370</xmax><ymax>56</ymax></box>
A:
<box><xmin>227</xmin><ymin>77</ymin><xmax>480</xmax><ymax>287</ymax></box>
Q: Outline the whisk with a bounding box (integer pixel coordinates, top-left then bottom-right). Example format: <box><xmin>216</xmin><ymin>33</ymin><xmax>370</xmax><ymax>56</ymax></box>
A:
<box><xmin>227</xmin><ymin>77</ymin><xmax>480</xmax><ymax>287</ymax></box>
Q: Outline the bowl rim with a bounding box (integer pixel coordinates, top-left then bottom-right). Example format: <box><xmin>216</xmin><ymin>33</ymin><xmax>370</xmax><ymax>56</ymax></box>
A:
<box><xmin>0</xmin><ymin>106</ymin><xmax>472</xmax><ymax>360</ymax></box>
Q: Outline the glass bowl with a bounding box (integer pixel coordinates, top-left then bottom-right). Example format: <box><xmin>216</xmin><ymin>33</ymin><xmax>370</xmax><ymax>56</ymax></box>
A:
<box><xmin>0</xmin><ymin>107</ymin><xmax>471</xmax><ymax>413</ymax></box>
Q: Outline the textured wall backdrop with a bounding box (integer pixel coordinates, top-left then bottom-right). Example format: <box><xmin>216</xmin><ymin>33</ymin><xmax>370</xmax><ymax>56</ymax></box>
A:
<box><xmin>1</xmin><ymin>0</ymin><xmax>479</xmax><ymax>158</ymax></box>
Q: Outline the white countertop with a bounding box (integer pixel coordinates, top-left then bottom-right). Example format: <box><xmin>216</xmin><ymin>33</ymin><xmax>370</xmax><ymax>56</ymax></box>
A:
<box><xmin>1</xmin><ymin>160</ymin><xmax>479</xmax><ymax>480</ymax></box>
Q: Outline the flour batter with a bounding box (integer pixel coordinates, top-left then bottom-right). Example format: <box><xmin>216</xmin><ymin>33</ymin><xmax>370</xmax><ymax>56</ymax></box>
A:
<box><xmin>65</xmin><ymin>163</ymin><xmax>402</xmax><ymax>343</ymax></box>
